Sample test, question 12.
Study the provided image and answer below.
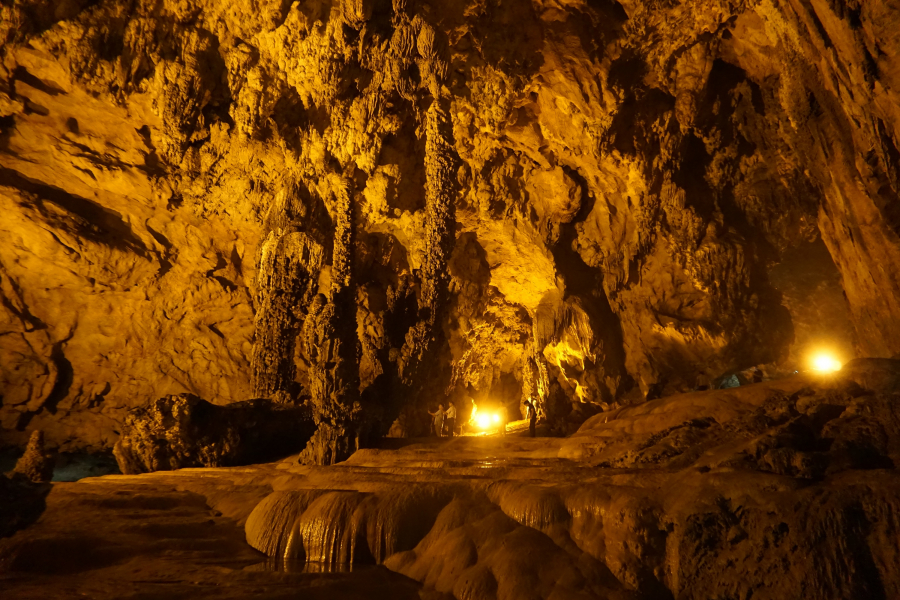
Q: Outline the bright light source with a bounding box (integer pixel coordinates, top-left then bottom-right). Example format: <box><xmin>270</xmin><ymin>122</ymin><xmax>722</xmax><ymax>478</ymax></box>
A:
<box><xmin>811</xmin><ymin>352</ymin><xmax>842</xmax><ymax>373</ymax></box>
<box><xmin>475</xmin><ymin>413</ymin><xmax>491</xmax><ymax>429</ymax></box>
<box><xmin>492</xmin><ymin>414</ymin><xmax>500</xmax><ymax>423</ymax></box>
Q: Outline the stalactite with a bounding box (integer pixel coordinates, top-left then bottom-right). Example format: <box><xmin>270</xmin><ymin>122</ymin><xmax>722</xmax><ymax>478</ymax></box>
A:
<box><xmin>398</xmin><ymin>98</ymin><xmax>456</xmax><ymax>383</ymax></box>
<box><xmin>420</xmin><ymin>99</ymin><xmax>455</xmax><ymax>316</ymax></box>
<box><xmin>251</xmin><ymin>183</ymin><xmax>325</xmax><ymax>401</ymax></box>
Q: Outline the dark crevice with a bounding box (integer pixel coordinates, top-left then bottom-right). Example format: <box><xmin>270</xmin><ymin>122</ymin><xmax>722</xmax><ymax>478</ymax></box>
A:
<box><xmin>12</xmin><ymin>66</ymin><xmax>66</xmax><ymax>96</ymax></box>
<box><xmin>42</xmin><ymin>343</ymin><xmax>74</xmax><ymax>416</ymax></box>
<box><xmin>551</xmin><ymin>168</ymin><xmax>630</xmax><ymax>388</ymax></box>
<box><xmin>806</xmin><ymin>6</ymin><xmax>835</xmax><ymax>49</ymax></box>
<box><xmin>0</xmin><ymin>270</ymin><xmax>48</xmax><ymax>332</ymax></box>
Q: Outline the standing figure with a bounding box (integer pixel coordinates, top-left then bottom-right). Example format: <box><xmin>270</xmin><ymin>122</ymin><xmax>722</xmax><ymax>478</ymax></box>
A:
<box><xmin>695</xmin><ymin>371</ymin><xmax>711</xmax><ymax>391</ymax></box>
<box><xmin>444</xmin><ymin>400</ymin><xmax>457</xmax><ymax>437</ymax></box>
<box><xmin>429</xmin><ymin>403</ymin><xmax>445</xmax><ymax>438</ymax></box>
<box><xmin>752</xmin><ymin>367</ymin><xmax>764</xmax><ymax>384</ymax></box>
<box><xmin>524</xmin><ymin>399</ymin><xmax>537</xmax><ymax>438</ymax></box>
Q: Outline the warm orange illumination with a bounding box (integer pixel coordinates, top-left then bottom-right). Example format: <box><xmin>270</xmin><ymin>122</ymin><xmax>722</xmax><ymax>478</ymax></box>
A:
<box><xmin>810</xmin><ymin>352</ymin><xmax>842</xmax><ymax>373</ymax></box>
<box><xmin>475</xmin><ymin>413</ymin><xmax>491</xmax><ymax>429</ymax></box>
<box><xmin>473</xmin><ymin>412</ymin><xmax>501</xmax><ymax>430</ymax></box>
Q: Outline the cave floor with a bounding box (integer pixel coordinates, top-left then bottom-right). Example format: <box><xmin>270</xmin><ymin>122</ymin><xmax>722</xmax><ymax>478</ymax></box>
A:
<box><xmin>0</xmin><ymin>470</ymin><xmax>431</xmax><ymax>599</ymax></box>
<box><xmin>0</xmin><ymin>434</ymin><xmax>583</xmax><ymax>600</ymax></box>
<box><xmin>2</xmin><ymin>366</ymin><xmax>900</xmax><ymax>599</ymax></box>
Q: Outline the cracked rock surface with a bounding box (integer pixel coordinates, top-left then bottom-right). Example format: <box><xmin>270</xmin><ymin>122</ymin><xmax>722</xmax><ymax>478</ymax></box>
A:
<box><xmin>1</xmin><ymin>0</ymin><xmax>899</xmax><ymax>451</ymax></box>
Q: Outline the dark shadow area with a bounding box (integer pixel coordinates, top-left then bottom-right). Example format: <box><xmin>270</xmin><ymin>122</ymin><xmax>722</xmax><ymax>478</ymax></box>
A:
<box><xmin>52</xmin><ymin>453</ymin><xmax>121</xmax><ymax>482</ymax></box>
<box><xmin>671</xmin><ymin>132</ymin><xmax>716</xmax><ymax>221</ymax></box>
<box><xmin>42</xmin><ymin>343</ymin><xmax>73</xmax><ymax>417</ymax></box>
<box><xmin>377</xmin><ymin>117</ymin><xmax>427</xmax><ymax>213</ymax></box>
<box><xmin>468</xmin><ymin>0</ymin><xmax>545</xmax><ymax>75</ymax></box>
<box><xmin>607</xmin><ymin>87</ymin><xmax>676</xmax><ymax>159</ymax></box>
<box><xmin>12</xmin><ymin>66</ymin><xmax>66</xmax><ymax>96</ymax></box>
<box><xmin>113</xmin><ymin>395</ymin><xmax>316</xmax><ymax>474</ymax></box>
<box><xmin>0</xmin><ymin>476</ymin><xmax>50</xmax><ymax>539</ymax></box>
<box><xmin>551</xmin><ymin>168</ymin><xmax>630</xmax><ymax>388</ymax></box>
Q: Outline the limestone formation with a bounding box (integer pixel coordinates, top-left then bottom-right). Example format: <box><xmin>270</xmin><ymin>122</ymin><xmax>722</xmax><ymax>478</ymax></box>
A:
<box><xmin>0</xmin><ymin>361</ymin><xmax>898</xmax><ymax>598</ymax></box>
<box><xmin>1</xmin><ymin>0</ymin><xmax>899</xmax><ymax>460</ymax></box>
<box><xmin>11</xmin><ymin>430</ymin><xmax>54</xmax><ymax>483</ymax></box>
<box><xmin>250</xmin><ymin>184</ymin><xmax>327</xmax><ymax>401</ymax></box>
<box><xmin>4</xmin><ymin>1</ymin><xmax>900</xmax><ymax>597</ymax></box>
<box><xmin>112</xmin><ymin>393</ymin><xmax>314</xmax><ymax>474</ymax></box>
<box><xmin>236</xmin><ymin>360</ymin><xmax>900</xmax><ymax>599</ymax></box>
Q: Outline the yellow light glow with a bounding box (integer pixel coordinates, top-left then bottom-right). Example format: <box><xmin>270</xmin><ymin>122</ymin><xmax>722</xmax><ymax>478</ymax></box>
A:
<box><xmin>811</xmin><ymin>352</ymin><xmax>842</xmax><ymax>373</ymax></box>
<box><xmin>475</xmin><ymin>413</ymin><xmax>491</xmax><ymax>429</ymax></box>
<box><xmin>492</xmin><ymin>414</ymin><xmax>500</xmax><ymax>423</ymax></box>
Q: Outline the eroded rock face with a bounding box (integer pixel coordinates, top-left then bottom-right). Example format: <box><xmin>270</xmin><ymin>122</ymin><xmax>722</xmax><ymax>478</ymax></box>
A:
<box><xmin>2</xmin><ymin>0</ymin><xmax>900</xmax><ymax>452</ymax></box>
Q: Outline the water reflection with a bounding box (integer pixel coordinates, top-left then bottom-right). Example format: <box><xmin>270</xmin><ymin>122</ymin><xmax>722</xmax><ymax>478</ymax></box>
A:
<box><xmin>246</xmin><ymin>557</ymin><xmax>367</xmax><ymax>574</ymax></box>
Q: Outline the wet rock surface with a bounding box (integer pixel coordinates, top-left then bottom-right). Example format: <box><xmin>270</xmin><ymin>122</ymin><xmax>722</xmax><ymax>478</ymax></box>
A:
<box><xmin>241</xmin><ymin>362</ymin><xmax>900</xmax><ymax>599</ymax></box>
<box><xmin>3</xmin><ymin>0</ymin><xmax>900</xmax><ymax>454</ymax></box>
<box><xmin>3</xmin><ymin>365</ymin><xmax>897</xmax><ymax>599</ymax></box>
<box><xmin>112</xmin><ymin>393</ymin><xmax>315</xmax><ymax>474</ymax></box>
<box><xmin>0</xmin><ymin>471</ymin><xmax>427</xmax><ymax>599</ymax></box>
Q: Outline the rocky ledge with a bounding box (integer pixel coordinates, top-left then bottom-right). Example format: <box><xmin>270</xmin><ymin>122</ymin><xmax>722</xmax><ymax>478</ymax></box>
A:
<box><xmin>112</xmin><ymin>393</ymin><xmax>315</xmax><ymax>474</ymax></box>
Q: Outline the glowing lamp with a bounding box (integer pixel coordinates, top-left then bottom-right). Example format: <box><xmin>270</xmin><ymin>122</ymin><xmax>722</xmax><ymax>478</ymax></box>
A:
<box><xmin>475</xmin><ymin>413</ymin><xmax>491</xmax><ymax>429</ymax></box>
<box><xmin>811</xmin><ymin>352</ymin><xmax>842</xmax><ymax>373</ymax></box>
<box><xmin>493</xmin><ymin>414</ymin><xmax>500</xmax><ymax>423</ymax></box>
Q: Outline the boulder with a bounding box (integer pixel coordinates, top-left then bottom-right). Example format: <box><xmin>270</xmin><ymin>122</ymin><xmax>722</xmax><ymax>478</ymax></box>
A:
<box><xmin>113</xmin><ymin>394</ymin><xmax>314</xmax><ymax>474</ymax></box>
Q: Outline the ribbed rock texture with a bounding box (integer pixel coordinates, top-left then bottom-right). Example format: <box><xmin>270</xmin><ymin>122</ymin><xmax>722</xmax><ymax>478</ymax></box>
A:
<box><xmin>1</xmin><ymin>0</ymin><xmax>899</xmax><ymax>451</ymax></box>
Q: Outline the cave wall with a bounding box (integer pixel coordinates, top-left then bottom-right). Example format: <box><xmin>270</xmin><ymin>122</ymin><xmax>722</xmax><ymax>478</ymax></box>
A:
<box><xmin>1</xmin><ymin>0</ymin><xmax>899</xmax><ymax>450</ymax></box>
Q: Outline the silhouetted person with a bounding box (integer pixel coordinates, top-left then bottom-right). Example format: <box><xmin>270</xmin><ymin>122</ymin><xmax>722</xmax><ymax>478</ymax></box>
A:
<box><xmin>444</xmin><ymin>400</ymin><xmax>457</xmax><ymax>437</ymax></box>
<box><xmin>695</xmin><ymin>371</ymin><xmax>711</xmax><ymax>391</ymax></box>
<box><xmin>525</xmin><ymin>399</ymin><xmax>537</xmax><ymax>437</ymax></box>
<box><xmin>428</xmin><ymin>403</ymin><xmax>445</xmax><ymax>437</ymax></box>
<box><xmin>499</xmin><ymin>403</ymin><xmax>508</xmax><ymax>436</ymax></box>
<box><xmin>645</xmin><ymin>380</ymin><xmax>665</xmax><ymax>400</ymax></box>
<box><xmin>752</xmin><ymin>367</ymin><xmax>764</xmax><ymax>383</ymax></box>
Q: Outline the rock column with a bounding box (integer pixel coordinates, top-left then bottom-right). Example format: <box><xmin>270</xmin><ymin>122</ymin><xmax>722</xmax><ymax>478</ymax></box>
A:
<box><xmin>300</xmin><ymin>179</ymin><xmax>361</xmax><ymax>465</ymax></box>
<box><xmin>398</xmin><ymin>98</ymin><xmax>456</xmax><ymax>385</ymax></box>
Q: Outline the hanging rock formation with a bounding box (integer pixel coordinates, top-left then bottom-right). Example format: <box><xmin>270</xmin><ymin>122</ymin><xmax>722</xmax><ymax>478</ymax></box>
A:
<box><xmin>297</xmin><ymin>176</ymin><xmax>365</xmax><ymax>465</ymax></box>
<box><xmin>1</xmin><ymin>0</ymin><xmax>899</xmax><ymax>452</ymax></box>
